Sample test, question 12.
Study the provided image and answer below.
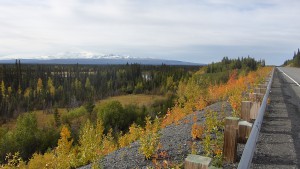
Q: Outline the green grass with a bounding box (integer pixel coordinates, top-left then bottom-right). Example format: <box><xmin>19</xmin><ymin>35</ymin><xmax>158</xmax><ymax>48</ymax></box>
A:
<box><xmin>96</xmin><ymin>94</ymin><xmax>166</xmax><ymax>107</ymax></box>
<box><xmin>1</xmin><ymin>94</ymin><xmax>166</xmax><ymax>130</ymax></box>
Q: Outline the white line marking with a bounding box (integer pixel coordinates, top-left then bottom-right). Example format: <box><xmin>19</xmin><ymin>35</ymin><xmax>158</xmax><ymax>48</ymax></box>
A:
<box><xmin>277</xmin><ymin>67</ymin><xmax>300</xmax><ymax>87</ymax></box>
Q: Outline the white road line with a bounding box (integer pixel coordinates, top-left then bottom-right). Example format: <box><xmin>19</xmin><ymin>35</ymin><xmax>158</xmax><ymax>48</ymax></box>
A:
<box><xmin>277</xmin><ymin>67</ymin><xmax>300</xmax><ymax>87</ymax></box>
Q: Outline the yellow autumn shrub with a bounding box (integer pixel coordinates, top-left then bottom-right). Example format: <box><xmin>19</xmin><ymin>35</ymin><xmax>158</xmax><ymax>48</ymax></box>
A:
<box><xmin>28</xmin><ymin>152</ymin><xmax>54</xmax><ymax>169</ymax></box>
<box><xmin>77</xmin><ymin>120</ymin><xmax>104</xmax><ymax>166</ymax></box>
<box><xmin>1</xmin><ymin>152</ymin><xmax>26</xmax><ymax>169</ymax></box>
<box><xmin>139</xmin><ymin>116</ymin><xmax>161</xmax><ymax>159</ymax></box>
<box><xmin>53</xmin><ymin>126</ymin><xmax>73</xmax><ymax>169</ymax></box>
<box><xmin>202</xmin><ymin>110</ymin><xmax>225</xmax><ymax>167</ymax></box>
<box><xmin>101</xmin><ymin>129</ymin><xmax>118</xmax><ymax>156</ymax></box>
<box><xmin>119</xmin><ymin>123</ymin><xmax>143</xmax><ymax>148</ymax></box>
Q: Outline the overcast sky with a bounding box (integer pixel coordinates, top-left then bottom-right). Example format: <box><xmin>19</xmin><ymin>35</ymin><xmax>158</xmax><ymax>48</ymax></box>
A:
<box><xmin>0</xmin><ymin>0</ymin><xmax>300</xmax><ymax>65</ymax></box>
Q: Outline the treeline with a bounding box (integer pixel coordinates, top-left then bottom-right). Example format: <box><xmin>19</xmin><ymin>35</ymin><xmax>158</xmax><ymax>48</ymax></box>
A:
<box><xmin>207</xmin><ymin>56</ymin><xmax>265</xmax><ymax>74</ymax></box>
<box><xmin>0</xmin><ymin>62</ymin><xmax>199</xmax><ymax>122</ymax></box>
<box><xmin>283</xmin><ymin>48</ymin><xmax>300</xmax><ymax>67</ymax></box>
<box><xmin>0</xmin><ymin>56</ymin><xmax>267</xmax><ymax>168</ymax></box>
<box><xmin>0</xmin><ymin>63</ymin><xmax>198</xmax><ymax>163</ymax></box>
<box><xmin>203</xmin><ymin>56</ymin><xmax>265</xmax><ymax>85</ymax></box>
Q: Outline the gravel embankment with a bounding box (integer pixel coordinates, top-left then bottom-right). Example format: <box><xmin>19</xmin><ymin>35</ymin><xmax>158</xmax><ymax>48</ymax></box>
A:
<box><xmin>79</xmin><ymin>101</ymin><xmax>233</xmax><ymax>169</ymax></box>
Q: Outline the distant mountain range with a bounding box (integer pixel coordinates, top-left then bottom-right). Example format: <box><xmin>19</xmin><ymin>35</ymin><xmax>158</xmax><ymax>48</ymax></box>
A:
<box><xmin>0</xmin><ymin>52</ymin><xmax>203</xmax><ymax>66</ymax></box>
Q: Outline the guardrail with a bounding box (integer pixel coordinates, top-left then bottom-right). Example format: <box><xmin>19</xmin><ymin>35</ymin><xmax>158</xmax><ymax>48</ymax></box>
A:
<box><xmin>184</xmin><ymin>68</ymin><xmax>275</xmax><ymax>168</ymax></box>
<box><xmin>237</xmin><ymin>68</ymin><xmax>275</xmax><ymax>169</ymax></box>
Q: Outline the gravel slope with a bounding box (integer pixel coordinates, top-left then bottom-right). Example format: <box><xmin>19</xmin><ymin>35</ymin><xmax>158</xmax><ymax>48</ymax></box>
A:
<box><xmin>79</xmin><ymin>101</ymin><xmax>233</xmax><ymax>169</ymax></box>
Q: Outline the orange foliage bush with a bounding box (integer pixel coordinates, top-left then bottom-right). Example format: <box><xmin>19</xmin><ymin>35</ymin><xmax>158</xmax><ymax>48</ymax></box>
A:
<box><xmin>191</xmin><ymin>123</ymin><xmax>204</xmax><ymax>140</ymax></box>
<box><xmin>162</xmin><ymin>66</ymin><xmax>272</xmax><ymax>126</ymax></box>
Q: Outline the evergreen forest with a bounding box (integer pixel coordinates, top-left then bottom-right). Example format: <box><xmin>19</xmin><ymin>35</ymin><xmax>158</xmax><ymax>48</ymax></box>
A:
<box><xmin>0</xmin><ymin>57</ymin><xmax>266</xmax><ymax>167</ymax></box>
<box><xmin>283</xmin><ymin>48</ymin><xmax>300</xmax><ymax>67</ymax></box>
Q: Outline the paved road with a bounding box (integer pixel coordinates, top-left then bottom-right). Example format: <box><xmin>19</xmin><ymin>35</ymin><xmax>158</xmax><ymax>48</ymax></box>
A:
<box><xmin>279</xmin><ymin>67</ymin><xmax>300</xmax><ymax>86</ymax></box>
<box><xmin>251</xmin><ymin>67</ymin><xmax>300</xmax><ymax>169</ymax></box>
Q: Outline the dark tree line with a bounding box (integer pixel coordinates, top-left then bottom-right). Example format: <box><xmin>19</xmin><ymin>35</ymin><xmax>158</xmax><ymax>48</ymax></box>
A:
<box><xmin>200</xmin><ymin>56</ymin><xmax>266</xmax><ymax>85</ymax></box>
<box><xmin>283</xmin><ymin>48</ymin><xmax>300</xmax><ymax>67</ymax></box>
<box><xmin>0</xmin><ymin>61</ymin><xmax>199</xmax><ymax>123</ymax></box>
<box><xmin>0</xmin><ymin>62</ymin><xmax>199</xmax><ymax>162</ymax></box>
<box><xmin>206</xmin><ymin>56</ymin><xmax>265</xmax><ymax>74</ymax></box>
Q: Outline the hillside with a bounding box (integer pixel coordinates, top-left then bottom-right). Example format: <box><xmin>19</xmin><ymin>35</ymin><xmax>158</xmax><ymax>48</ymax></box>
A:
<box><xmin>79</xmin><ymin>102</ymin><xmax>232</xmax><ymax>169</ymax></box>
<box><xmin>0</xmin><ymin>57</ymin><xmax>270</xmax><ymax>168</ymax></box>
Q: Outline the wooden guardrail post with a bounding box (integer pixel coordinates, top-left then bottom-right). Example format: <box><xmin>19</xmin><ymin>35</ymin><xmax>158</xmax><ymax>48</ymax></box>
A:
<box><xmin>249</xmin><ymin>93</ymin><xmax>263</xmax><ymax>101</ymax></box>
<box><xmin>185</xmin><ymin>154</ymin><xmax>212</xmax><ymax>169</ymax></box>
<box><xmin>239</xmin><ymin>101</ymin><xmax>253</xmax><ymax>144</ymax></box>
<box><xmin>254</xmin><ymin>88</ymin><xmax>260</xmax><ymax>94</ymax></box>
<box><xmin>258</xmin><ymin>84</ymin><xmax>267</xmax><ymax>89</ymax></box>
<box><xmin>223</xmin><ymin>117</ymin><xmax>239</xmax><ymax>163</ymax></box>
<box><xmin>249</xmin><ymin>93</ymin><xmax>263</xmax><ymax>120</ymax></box>
<box><xmin>238</xmin><ymin>68</ymin><xmax>274</xmax><ymax>169</ymax></box>
<box><xmin>238</xmin><ymin>121</ymin><xmax>252</xmax><ymax>144</ymax></box>
<box><xmin>255</xmin><ymin>87</ymin><xmax>266</xmax><ymax>94</ymax></box>
<box><xmin>241</xmin><ymin>101</ymin><xmax>251</xmax><ymax>122</ymax></box>
<box><xmin>254</xmin><ymin>88</ymin><xmax>266</xmax><ymax>94</ymax></box>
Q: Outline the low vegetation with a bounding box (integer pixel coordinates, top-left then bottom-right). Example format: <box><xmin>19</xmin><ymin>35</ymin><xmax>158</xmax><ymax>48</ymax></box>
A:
<box><xmin>0</xmin><ymin>57</ymin><xmax>272</xmax><ymax>168</ymax></box>
<box><xmin>139</xmin><ymin>116</ymin><xmax>161</xmax><ymax>160</ymax></box>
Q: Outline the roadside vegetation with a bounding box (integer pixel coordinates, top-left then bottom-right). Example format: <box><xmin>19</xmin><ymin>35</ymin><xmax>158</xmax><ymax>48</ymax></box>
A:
<box><xmin>0</xmin><ymin>57</ymin><xmax>272</xmax><ymax>168</ymax></box>
<box><xmin>0</xmin><ymin>63</ymin><xmax>195</xmax><ymax>166</ymax></box>
<box><xmin>283</xmin><ymin>48</ymin><xmax>300</xmax><ymax>67</ymax></box>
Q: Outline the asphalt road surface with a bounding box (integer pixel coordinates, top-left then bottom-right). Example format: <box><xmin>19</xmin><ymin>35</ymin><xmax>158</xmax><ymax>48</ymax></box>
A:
<box><xmin>279</xmin><ymin>67</ymin><xmax>300</xmax><ymax>86</ymax></box>
<box><xmin>251</xmin><ymin>67</ymin><xmax>300</xmax><ymax>169</ymax></box>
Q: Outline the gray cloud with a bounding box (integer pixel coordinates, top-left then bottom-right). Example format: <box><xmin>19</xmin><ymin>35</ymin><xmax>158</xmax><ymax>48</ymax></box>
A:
<box><xmin>0</xmin><ymin>0</ymin><xmax>299</xmax><ymax>65</ymax></box>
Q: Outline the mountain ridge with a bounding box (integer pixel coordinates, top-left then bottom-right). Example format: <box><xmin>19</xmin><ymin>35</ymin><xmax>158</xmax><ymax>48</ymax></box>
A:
<box><xmin>0</xmin><ymin>58</ymin><xmax>203</xmax><ymax>66</ymax></box>
<box><xmin>0</xmin><ymin>52</ymin><xmax>204</xmax><ymax>65</ymax></box>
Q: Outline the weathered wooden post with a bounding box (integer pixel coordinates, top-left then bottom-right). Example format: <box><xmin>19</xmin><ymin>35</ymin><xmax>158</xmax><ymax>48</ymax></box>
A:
<box><xmin>258</xmin><ymin>84</ymin><xmax>267</xmax><ymax>89</ymax></box>
<box><xmin>238</xmin><ymin>121</ymin><xmax>252</xmax><ymax>144</ymax></box>
<box><xmin>254</xmin><ymin>88</ymin><xmax>263</xmax><ymax>94</ymax></box>
<box><xmin>258</xmin><ymin>87</ymin><xmax>266</xmax><ymax>94</ymax></box>
<box><xmin>259</xmin><ymin>84</ymin><xmax>267</xmax><ymax>93</ymax></box>
<box><xmin>185</xmin><ymin>155</ymin><xmax>212</xmax><ymax>169</ymax></box>
<box><xmin>241</xmin><ymin>101</ymin><xmax>252</xmax><ymax>122</ymax></box>
<box><xmin>249</xmin><ymin>93</ymin><xmax>264</xmax><ymax>102</ymax></box>
<box><xmin>223</xmin><ymin>117</ymin><xmax>239</xmax><ymax>163</ymax></box>
<box><xmin>249</xmin><ymin>93</ymin><xmax>263</xmax><ymax>120</ymax></box>
<box><xmin>239</xmin><ymin>101</ymin><xmax>253</xmax><ymax>144</ymax></box>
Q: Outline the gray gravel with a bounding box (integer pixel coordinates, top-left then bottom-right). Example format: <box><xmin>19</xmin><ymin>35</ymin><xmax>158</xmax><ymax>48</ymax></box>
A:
<box><xmin>79</xmin><ymin>101</ymin><xmax>233</xmax><ymax>169</ymax></box>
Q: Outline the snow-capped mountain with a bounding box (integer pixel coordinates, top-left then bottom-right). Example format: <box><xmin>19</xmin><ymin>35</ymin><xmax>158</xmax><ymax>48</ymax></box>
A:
<box><xmin>0</xmin><ymin>51</ymin><xmax>203</xmax><ymax>66</ymax></box>
<box><xmin>39</xmin><ymin>52</ymin><xmax>135</xmax><ymax>60</ymax></box>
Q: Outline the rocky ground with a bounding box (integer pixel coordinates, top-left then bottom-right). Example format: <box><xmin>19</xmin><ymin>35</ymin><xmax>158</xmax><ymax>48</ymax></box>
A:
<box><xmin>79</xmin><ymin>101</ymin><xmax>233</xmax><ymax>169</ymax></box>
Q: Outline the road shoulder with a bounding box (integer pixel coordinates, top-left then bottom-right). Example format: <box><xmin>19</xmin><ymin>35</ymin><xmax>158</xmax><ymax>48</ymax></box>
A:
<box><xmin>251</xmin><ymin>68</ymin><xmax>300</xmax><ymax>169</ymax></box>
